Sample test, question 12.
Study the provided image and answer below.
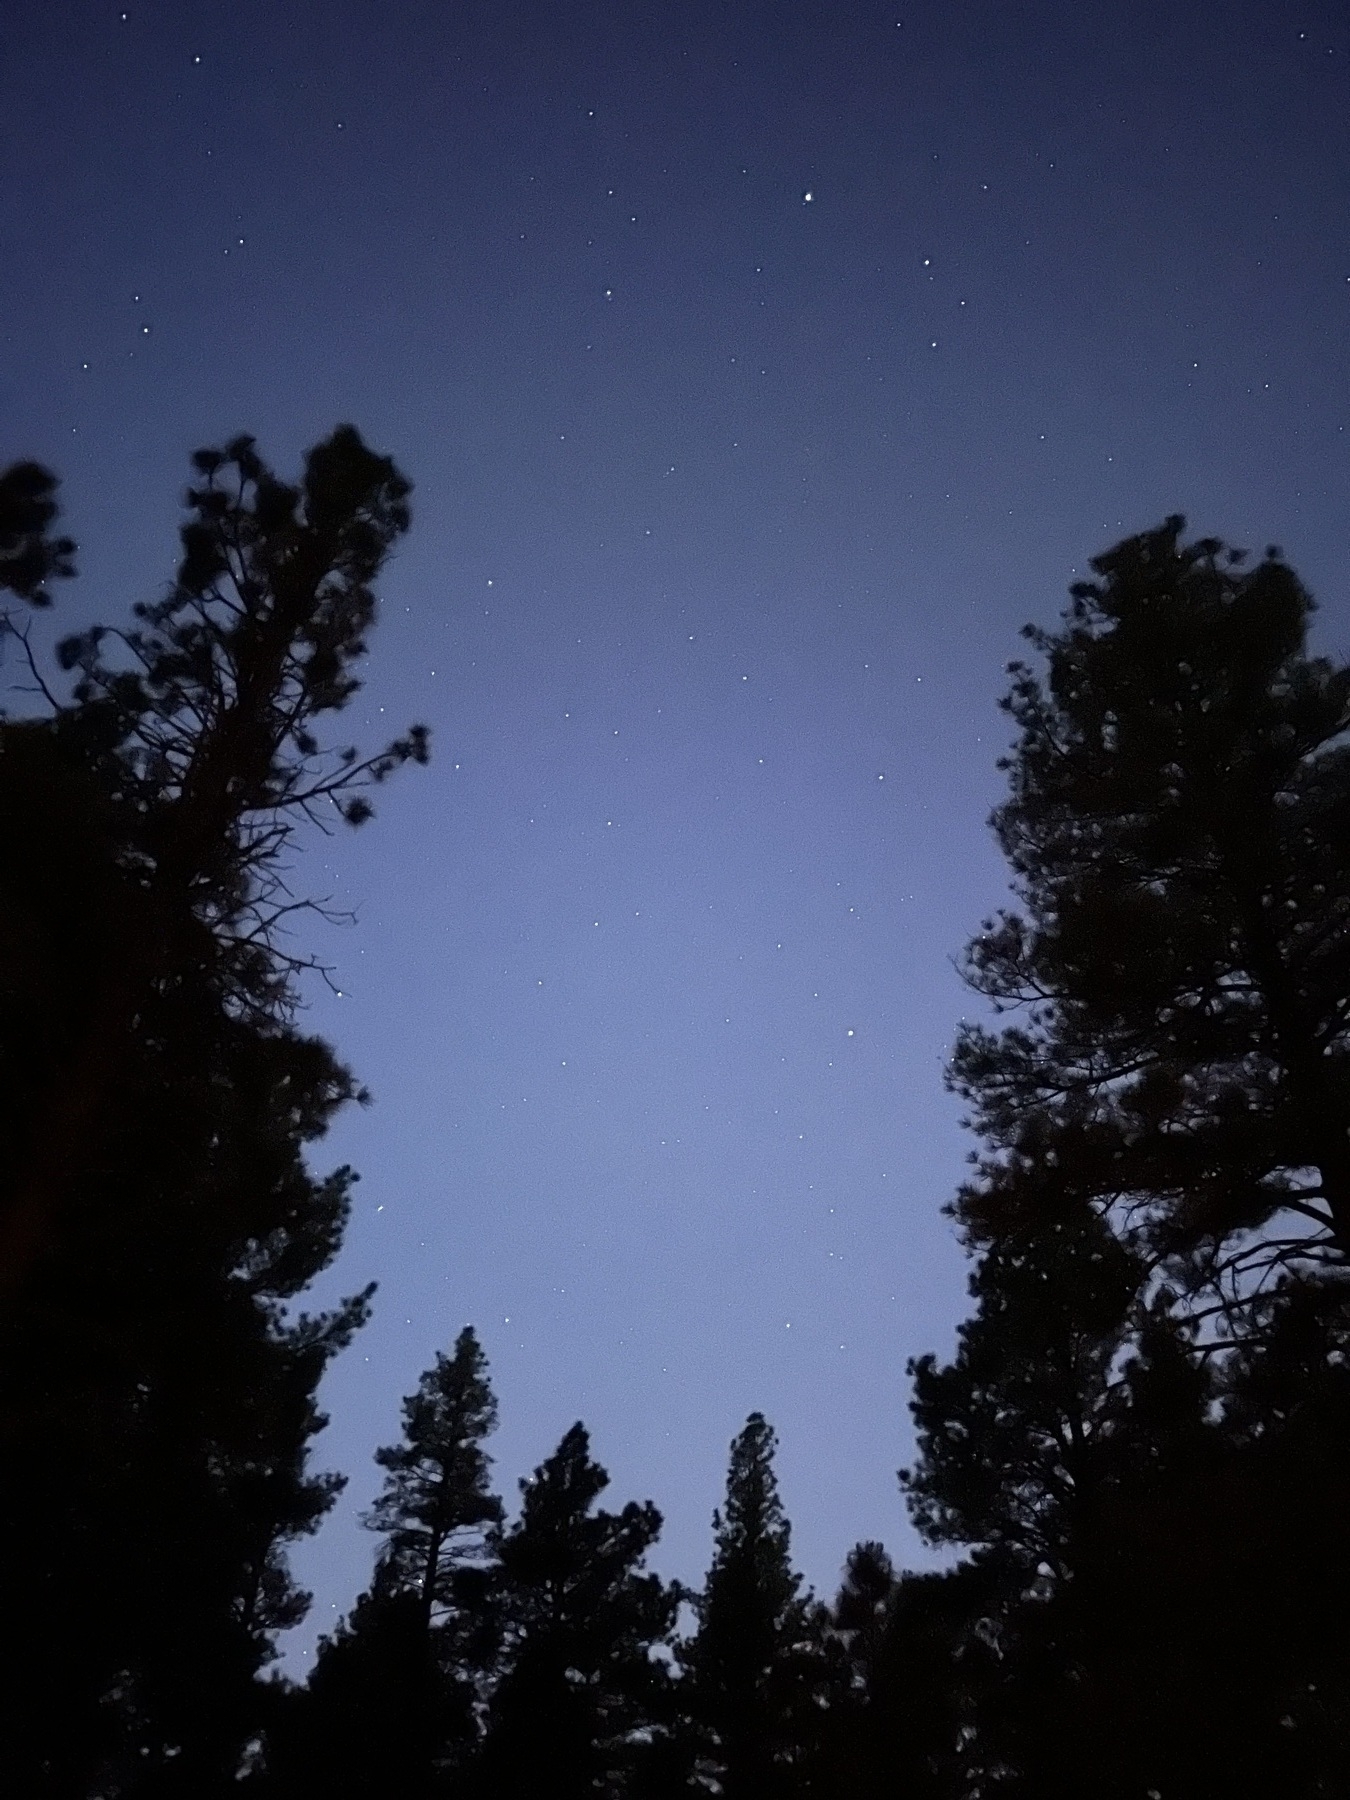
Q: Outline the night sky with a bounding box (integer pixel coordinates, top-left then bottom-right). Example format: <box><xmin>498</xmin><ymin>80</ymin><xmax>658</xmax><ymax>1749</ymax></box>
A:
<box><xmin>5</xmin><ymin>0</ymin><xmax>1349</xmax><ymax>1665</ymax></box>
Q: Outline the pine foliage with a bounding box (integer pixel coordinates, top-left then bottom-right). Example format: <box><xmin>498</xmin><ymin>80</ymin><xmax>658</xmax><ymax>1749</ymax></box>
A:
<box><xmin>0</xmin><ymin>429</ymin><xmax>425</xmax><ymax>1795</ymax></box>
<box><xmin>952</xmin><ymin>517</ymin><xmax>1350</xmax><ymax>1319</ymax></box>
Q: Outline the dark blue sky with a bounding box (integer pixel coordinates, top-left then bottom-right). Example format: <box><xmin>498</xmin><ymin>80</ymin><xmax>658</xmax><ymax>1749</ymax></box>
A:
<box><xmin>5</xmin><ymin>0</ymin><xmax>1348</xmax><ymax>1663</ymax></box>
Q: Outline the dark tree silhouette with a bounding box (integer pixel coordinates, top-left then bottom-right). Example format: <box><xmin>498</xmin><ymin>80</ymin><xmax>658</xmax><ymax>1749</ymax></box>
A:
<box><xmin>1197</xmin><ymin>1282</ymin><xmax>1350</xmax><ymax>1791</ymax></box>
<box><xmin>474</xmin><ymin>1422</ymin><xmax>678</xmax><ymax>1800</ymax></box>
<box><xmin>905</xmin><ymin>518</ymin><xmax>1350</xmax><ymax>1793</ymax></box>
<box><xmin>900</xmin><ymin>1208</ymin><xmax>1218</xmax><ymax>1795</ymax></box>
<box><xmin>0</xmin><ymin>429</ymin><xmax>425</xmax><ymax>1795</ymax></box>
<box><xmin>2</xmin><ymin>426</ymin><xmax>427</xmax><ymax>1291</ymax></box>
<box><xmin>0</xmin><ymin>458</ymin><xmax>75</xmax><ymax>604</ymax></box>
<box><xmin>821</xmin><ymin>1553</ymin><xmax>994</xmax><ymax>1800</ymax></box>
<box><xmin>815</xmin><ymin>1544</ymin><xmax>900</xmax><ymax>1800</ymax></box>
<box><xmin>366</xmin><ymin>1325</ymin><xmax>505</xmax><ymax>1630</ymax></box>
<box><xmin>903</xmin><ymin>1206</ymin><xmax>1147</xmax><ymax>1582</ymax></box>
<box><xmin>950</xmin><ymin>517</ymin><xmax>1350</xmax><ymax>1324</ymax></box>
<box><xmin>908</xmin><ymin>1264</ymin><xmax>1350</xmax><ymax>1798</ymax></box>
<box><xmin>263</xmin><ymin>1329</ymin><xmax>505</xmax><ymax>1798</ymax></box>
<box><xmin>260</xmin><ymin>1588</ymin><xmax>450</xmax><ymax>1800</ymax></box>
<box><xmin>681</xmin><ymin>1414</ymin><xmax>831</xmax><ymax>1800</ymax></box>
<box><xmin>0</xmin><ymin>918</ymin><xmax>374</xmax><ymax>1796</ymax></box>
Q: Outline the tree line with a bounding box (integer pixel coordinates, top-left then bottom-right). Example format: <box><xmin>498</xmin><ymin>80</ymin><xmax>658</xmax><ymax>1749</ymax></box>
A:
<box><xmin>1</xmin><ymin>432</ymin><xmax>1347</xmax><ymax>1797</ymax></box>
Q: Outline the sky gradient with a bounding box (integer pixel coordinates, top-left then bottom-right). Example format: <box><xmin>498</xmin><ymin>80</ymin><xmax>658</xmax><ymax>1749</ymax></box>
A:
<box><xmin>4</xmin><ymin>0</ymin><xmax>1349</xmax><ymax>1663</ymax></box>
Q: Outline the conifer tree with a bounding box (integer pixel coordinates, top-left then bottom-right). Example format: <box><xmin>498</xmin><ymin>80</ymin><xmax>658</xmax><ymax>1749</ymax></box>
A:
<box><xmin>474</xmin><ymin>1423</ymin><xmax>678</xmax><ymax>1800</ymax></box>
<box><xmin>0</xmin><ymin>429</ymin><xmax>426</xmax><ymax>1794</ymax></box>
<box><xmin>951</xmin><ymin>517</ymin><xmax>1350</xmax><ymax>1323</ymax></box>
<box><xmin>366</xmin><ymin>1326</ymin><xmax>505</xmax><ymax>1628</ymax></box>
<box><xmin>921</xmin><ymin>781</ymin><xmax>1350</xmax><ymax>1792</ymax></box>
<box><xmin>917</xmin><ymin>512</ymin><xmax>1350</xmax><ymax>1787</ymax></box>
<box><xmin>3</xmin><ymin>425</ymin><xmax>427</xmax><ymax>1289</ymax></box>
<box><xmin>682</xmin><ymin>1414</ymin><xmax>830</xmax><ymax>1800</ymax></box>
<box><xmin>263</xmin><ymin>1330</ymin><xmax>505</xmax><ymax>1799</ymax></box>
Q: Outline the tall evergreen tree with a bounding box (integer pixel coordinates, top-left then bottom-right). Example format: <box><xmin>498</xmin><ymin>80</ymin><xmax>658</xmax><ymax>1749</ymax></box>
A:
<box><xmin>263</xmin><ymin>1329</ymin><xmax>505</xmax><ymax>1799</ymax></box>
<box><xmin>367</xmin><ymin>1325</ymin><xmax>505</xmax><ymax>1629</ymax></box>
<box><xmin>474</xmin><ymin>1422</ymin><xmax>678</xmax><ymax>1800</ymax></box>
<box><xmin>3</xmin><ymin>425</ymin><xmax>427</xmax><ymax>1289</ymax></box>
<box><xmin>682</xmin><ymin>1414</ymin><xmax>830</xmax><ymax>1800</ymax></box>
<box><xmin>913</xmin><ymin>517</ymin><xmax>1350</xmax><ymax>1791</ymax></box>
<box><xmin>950</xmin><ymin>517</ymin><xmax>1350</xmax><ymax>1322</ymax></box>
<box><xmin>0</xmin><ymin>429</ymin><xmax>426</xmax><ymax>1795</ymax></box>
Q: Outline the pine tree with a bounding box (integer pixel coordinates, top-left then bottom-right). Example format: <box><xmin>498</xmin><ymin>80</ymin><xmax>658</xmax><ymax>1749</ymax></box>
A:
<box><xmin>0</xmin><ymin>429</ymin><xmax>425</xmax><ymax>1794</ymax></box>
<box><xmin>0</xmin><ymin>918</ymin><xmax>374</xmax><ymax>1797</ymax></box>
<box><xmin>367</xmin><ymin>1326</ymin><xmax>505</xmax><ymax>1628</ymax></box>
<box><xmin>3</xmin><ymin>425</ymin><xmax>427</xmax><ymax>1290</ymax></box>
<box><xmin>682</xmin><ymin>1414</ymin><xmax>830</xmax><ymax>1800</ymax></box>
<box><xmin>880</xmin><ymin>514</ymin><xmax>1350</xmax><ymax>1797</ymax></box>
<box><xmin>951</xmin><ymin>516</ymin><xmax>1350</xmax><ymax>1322</ymax></box>
<box><xmin>474</xmin><ymin>1422</ymin><xmax>679</xmax><ymax>1800</ymax></box>
<box><xmin>263</xmin><ymin>1329</ymin><xmax>505</xmax><ymax>1799</ymax></box>
<box><xmin>917</xmin><ymin>513</ymin><xmax>1350</xmax><ymax>1789</ymax></box>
